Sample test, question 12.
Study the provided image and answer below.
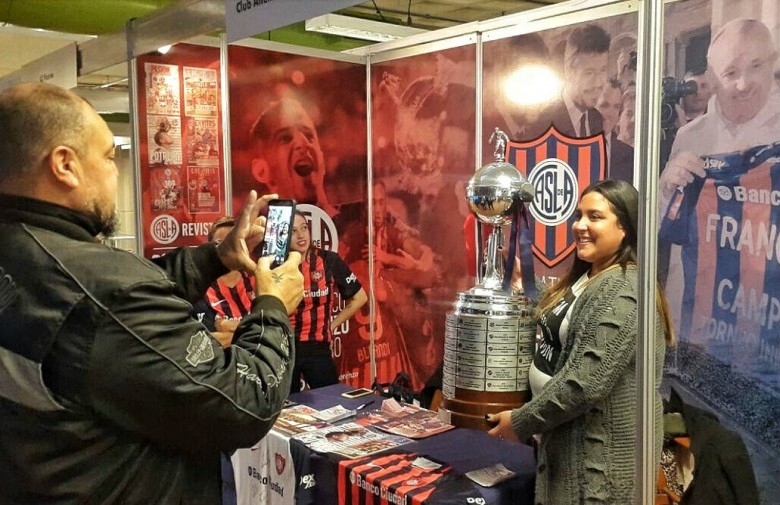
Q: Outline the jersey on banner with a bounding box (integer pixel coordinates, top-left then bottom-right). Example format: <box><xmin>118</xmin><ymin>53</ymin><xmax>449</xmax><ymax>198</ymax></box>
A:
<box><xmin>507</xmin><ymin>126</ymin><xmax>606</xmax><ymax>270</ymax></box>
<box><xmin>661</xmin><ymin>141</ymin><xmax>780</xmax><ymax>392</ymax></box>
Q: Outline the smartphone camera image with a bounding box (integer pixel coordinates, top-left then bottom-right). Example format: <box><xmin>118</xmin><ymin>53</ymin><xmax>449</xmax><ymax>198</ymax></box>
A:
<box><xmin>341</xmin><ymin>388</ymin><xmax>374</xmax><ymax>399</ymax></box>
<box><xmin>260</xmin><ymin>199</ymin><xmax>296</xmax><ymax>268</ymax></box>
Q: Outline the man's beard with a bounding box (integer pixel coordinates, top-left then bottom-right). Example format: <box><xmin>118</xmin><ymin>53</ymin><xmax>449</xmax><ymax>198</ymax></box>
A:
<box><xmin>96</xmin><ymin>212</ymin><xmax>119</xmax><ymax>239</ymax></box>
<box><xmin>86</xmin><ymin>200</ymin><xmax>119</xmax><ymax>239</ymax></box>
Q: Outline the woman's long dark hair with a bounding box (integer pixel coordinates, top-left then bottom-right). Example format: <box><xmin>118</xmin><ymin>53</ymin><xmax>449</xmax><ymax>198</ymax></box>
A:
<box><xmin>536</xmin><ymin>179</ymin><xmax>674</xmax><ymax>344</ymax></box>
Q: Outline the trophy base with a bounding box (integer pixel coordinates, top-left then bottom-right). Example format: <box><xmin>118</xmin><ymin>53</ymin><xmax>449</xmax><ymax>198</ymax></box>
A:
<box><xmin>442</xmin><ymin>291</ymin><xmax>536</xmax><ymax>431</ymax></box>
<box><xmin>439</xmin><ymin>387</ymin><xmax>529</xmax><ymax>431</ymax></box>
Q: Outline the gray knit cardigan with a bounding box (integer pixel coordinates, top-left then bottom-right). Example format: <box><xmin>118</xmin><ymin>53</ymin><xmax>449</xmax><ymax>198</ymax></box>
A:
<box><xmin>511</xmin><ymin>265</ymin><xmax>665</xmax><ymax>505</ymax></box>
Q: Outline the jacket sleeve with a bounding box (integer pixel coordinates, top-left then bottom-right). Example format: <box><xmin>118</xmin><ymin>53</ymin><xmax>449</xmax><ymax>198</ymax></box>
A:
<box><xmin>511</xmin><ymin>272</ymin><xmax>638</xmax><ymax>441</ymax></box>
<box><xmin>150</xmin><ymin>243</ymin><xmax>228</xmax><ymax>303</ymax></box>
<box><xmin>86</xmin><ymin>277</ymin><xmax>295</xmax><ymax>456</ymax></box>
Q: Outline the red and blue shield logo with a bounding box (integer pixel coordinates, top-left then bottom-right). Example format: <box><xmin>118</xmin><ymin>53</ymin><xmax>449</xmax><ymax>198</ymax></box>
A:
<box><xmin>507</xmin><ymin>126</ymin><xmax>606</xmax><ymax>268</ymax></box>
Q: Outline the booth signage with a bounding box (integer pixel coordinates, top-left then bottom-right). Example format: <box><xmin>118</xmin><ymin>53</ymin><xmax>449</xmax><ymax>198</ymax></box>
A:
<box><xmin>0</xmin><ymin>43</ymin><xmax>77</xmax><ymax>92</ymax></box>
<box><xmin>225</xmin><ymin>0</ymin><xmax>362</xmax><ymax>43</ymax></box>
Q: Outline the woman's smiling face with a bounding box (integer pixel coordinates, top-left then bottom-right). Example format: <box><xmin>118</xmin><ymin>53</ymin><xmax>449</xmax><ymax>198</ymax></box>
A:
<box><xmin>572</xmin><ymin>191</ymin><xmax>625</xmax><ymax>275</ymax></box>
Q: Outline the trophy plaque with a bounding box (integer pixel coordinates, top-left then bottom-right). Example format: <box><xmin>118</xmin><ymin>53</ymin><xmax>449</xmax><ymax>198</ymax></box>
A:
<box><xmin>439</xmin><ymin>128</ymin><xmax>538</xmax><ymax>430</ymax></box>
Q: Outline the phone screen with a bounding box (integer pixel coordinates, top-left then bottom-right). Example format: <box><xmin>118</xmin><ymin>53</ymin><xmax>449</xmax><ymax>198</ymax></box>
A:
<box><xmin>261</xmin><ymin>200</ymin><xmax>296</xmax><ymax>268</ymax></box>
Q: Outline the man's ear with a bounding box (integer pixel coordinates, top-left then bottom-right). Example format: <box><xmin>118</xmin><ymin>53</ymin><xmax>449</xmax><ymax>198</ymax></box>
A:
<box><xmin>48</xmin><ymin>145</ymin><xmax>81</xmax><ymax>189</ymax></box>
<box><xmin>251</xmin><ymin>157</ymin><xmax>274</xmax><ymax>189</ymax></box>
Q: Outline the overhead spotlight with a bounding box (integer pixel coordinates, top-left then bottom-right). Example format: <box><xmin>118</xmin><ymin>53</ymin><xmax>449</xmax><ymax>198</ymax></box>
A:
<box><xmin>157</xmin><ymin>44</ymin><xmax>172</xmax><ymax>55</ymax></box>
<box><xmin>305</xmin><ymin>14</ymin><xmax>426</xmax><ymax>43</ymax></box>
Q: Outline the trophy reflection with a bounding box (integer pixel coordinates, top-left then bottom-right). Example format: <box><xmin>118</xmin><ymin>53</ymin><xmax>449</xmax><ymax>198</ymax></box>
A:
<box><xmin>439</xmin><ymin>128</ymin><xmax>538</xmax><ymax>430</ymax></box>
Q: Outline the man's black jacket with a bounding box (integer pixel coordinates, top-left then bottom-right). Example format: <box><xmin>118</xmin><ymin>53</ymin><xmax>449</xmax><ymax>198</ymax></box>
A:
<box><xmin>0</xmin><ymin>194</ymin><xmax>295</xmax><ymax>504</ymax></box>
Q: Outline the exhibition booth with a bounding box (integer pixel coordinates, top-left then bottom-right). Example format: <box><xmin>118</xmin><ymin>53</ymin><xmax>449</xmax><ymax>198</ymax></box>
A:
<box><xmin>8</xmin><ymin>0</ymin><xmax>777</xmax><ymax>502</ymax></box>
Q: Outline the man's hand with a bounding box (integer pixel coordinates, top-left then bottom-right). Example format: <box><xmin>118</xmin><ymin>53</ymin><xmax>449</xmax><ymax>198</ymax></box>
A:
<box><xmin>217</xmin><ymin>191</ymin><xmax>277</xmax><ymax>272</ymax></box>
<box><xmin>215</xmin><ymin>317</ymin><xmax>240</xmax><ymax>333</ymax></box>
<box><xmin>255</xmin><ymin>252</ymin><xmax>304</xmax><ymax>315</ymax></box>
<box><xmin>212</xmin><ymin>331</ymin><xmax>234</xmax><ymax>349</ymax></box>
<box><xmin>660</xmin><ymin>151</ymin><xmax>705</xmax><ymax>199</ymax></box>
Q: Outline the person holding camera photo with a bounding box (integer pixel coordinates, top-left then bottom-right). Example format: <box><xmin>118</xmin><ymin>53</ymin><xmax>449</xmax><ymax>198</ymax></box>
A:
<box><xmin>0</xmin><ymin>82</ymin><xmax>304</xmax><ymax>504</ymax></box>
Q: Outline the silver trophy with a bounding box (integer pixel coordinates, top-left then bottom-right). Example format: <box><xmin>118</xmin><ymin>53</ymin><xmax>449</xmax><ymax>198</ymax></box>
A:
<box><xmin>439</xmin><ymin>128</ymin><xmax>538</xmax><ymax>430</ymax></box>
<box><xmin>466</xmin><ymin>128</ymin><xmax>534</xmax><ymax>292</ymax></box>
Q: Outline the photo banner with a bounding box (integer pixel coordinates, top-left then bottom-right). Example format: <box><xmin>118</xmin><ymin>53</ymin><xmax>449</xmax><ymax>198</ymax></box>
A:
<box><xmin>228</xmin><ymin>45</ymin><xmax>369</xmax><ymax>387</ymax></box>
<box><xmin>660</xmin><ymin>0</ymin><xmax>780</xmax><ymax>458</ymax></box>
<box><xmin>482</xmin><ymin>14</ymin><xmax>638</xmax><ymax>284</ymax></box>
<box><xmin>369</xmin><ymin>45</ymin><xmax>477</xmax><ymax>392</ymax></box>
<box><xmin>136</xmin><ymin>44</ymin><xmax>226</xmax><ymax>258</ymax></box>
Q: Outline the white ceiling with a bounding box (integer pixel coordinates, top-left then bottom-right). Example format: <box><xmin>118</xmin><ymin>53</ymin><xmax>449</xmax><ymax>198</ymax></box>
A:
<box><xmin>0</xmin><ymin>0</ymin><xmax>566</xmax><ymax>113</ymax></box>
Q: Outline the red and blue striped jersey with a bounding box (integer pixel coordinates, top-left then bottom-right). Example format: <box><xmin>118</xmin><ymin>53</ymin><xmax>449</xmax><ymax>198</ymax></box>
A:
<box><xmin>292</xmin><ymin>248</ymin><xmax>363</xmax><ymax>343</ymax></box>
<box><xmin>193</xmin><ymin>271</ymin><xmax>255</xmax><ymax>331</ymax></box>
<box><xmin>661</xmin><ymin>142</ymin><xmax>780</xmax><ymax>376</ymax></box>
<box><xmin>338</xmin><ymin>453</ymin><xmax>451</xmax><ymax>505</ymax></box>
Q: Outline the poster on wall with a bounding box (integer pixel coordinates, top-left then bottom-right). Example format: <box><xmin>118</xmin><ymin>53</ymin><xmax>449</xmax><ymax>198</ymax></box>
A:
<box><xmin>482</xmin><ymin>14</ymin><xmax>638</xmax><ymax>285</ymax></box>
<box><xmin>658</xmin><ymin>0</ymin><xmax>780</xmax><ymax>458</ymax></box>
<box><xmin>228</xmin><ymin>46</ymin><xmax>368</xmax><ymax>386</ymax></box>
<box><xmin>369</xmin><ymin>45</ymin><xmax>477</xmax><ymax>391</ymax></box>
<box><xmin>137</xmin><ymin>44</ymin><xmax>226</xmax><ymax>258</ymax></box>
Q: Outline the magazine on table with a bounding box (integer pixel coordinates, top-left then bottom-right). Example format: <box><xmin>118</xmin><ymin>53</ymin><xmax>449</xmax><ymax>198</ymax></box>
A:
<box><xmin>272</xmin><ymin>404</ymin><xmax>330</xmax><ymax>436</ymax></box>
<box><xmin>313</xmin><ymin>404</ymin><xmax>356</xmax><ymax>423</ymax></box>
<box><xmin>356</xmin><ymin>401</ymin><xmax>455</xmax><ymax>439</ymax></box>
<box><xmin>292</xmin><ymin>422</ymin><xmax>411</xmax><ymax>458</ymax></box>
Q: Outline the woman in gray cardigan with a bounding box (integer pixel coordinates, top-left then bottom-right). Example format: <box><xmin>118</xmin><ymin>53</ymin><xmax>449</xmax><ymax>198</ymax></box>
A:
<box><xmin>487</xmin><ymin>179</ymin><xmax>675</xmax><ymax>504</ymax></box>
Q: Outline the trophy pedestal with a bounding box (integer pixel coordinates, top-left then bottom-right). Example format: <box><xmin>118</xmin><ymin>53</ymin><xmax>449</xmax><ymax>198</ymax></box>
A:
<box><xmin>439</xmin><ymin>290</ymin><xmax>536</xmax><ymax>430</ymax></box>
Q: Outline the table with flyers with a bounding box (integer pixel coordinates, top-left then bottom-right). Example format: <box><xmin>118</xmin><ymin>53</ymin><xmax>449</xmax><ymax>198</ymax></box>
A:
<box><xmin>228</xmin><ymin>383</ymin><xmax>536</xmax><ymax>505</ymax></box>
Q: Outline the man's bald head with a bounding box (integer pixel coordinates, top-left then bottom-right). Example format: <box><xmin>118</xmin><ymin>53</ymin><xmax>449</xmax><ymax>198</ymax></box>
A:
<box><xmin>0</xmin><ymin>83</ymin><xmax>90</xmax><ymax>187</ymax></box>
<box><xmin>707</xmin><ymin>19</ymin><xmax>777</xmax><ymax>124</ymax></box>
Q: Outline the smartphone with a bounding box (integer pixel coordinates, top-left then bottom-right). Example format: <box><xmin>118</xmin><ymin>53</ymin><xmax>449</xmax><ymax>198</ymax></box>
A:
<box><xmin>260</xmin><ymin>199</ymin><xmax>296</xmax><ymax>268</ymax></box>
<box><xmin>341</xmin><ymin>388</ymin><xmax>374</xmax><ymax>399</ymax></box>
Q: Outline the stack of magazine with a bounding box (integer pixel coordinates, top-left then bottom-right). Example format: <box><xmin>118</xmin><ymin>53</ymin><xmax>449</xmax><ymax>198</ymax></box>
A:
<box><xmin>356</xmin><ymin>403</ymin><xmax>455</xmax><ymax>439</ymax></box>
<box><xmin>272</xmin><ymin>401</ymin><xmax>454</xmax><ymax>458</ymax></box>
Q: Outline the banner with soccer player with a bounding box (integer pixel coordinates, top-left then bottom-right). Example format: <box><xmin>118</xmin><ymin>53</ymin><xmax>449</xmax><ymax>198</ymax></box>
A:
<box><xmin>136</xmin><ymin>44</ymin><xmax>226</xmax><ymax>259</ymax></box>
<box><xmin>368</xmin><ymin>45</ymin><xmax>477</xmax><ymax>391</ymax></box>
<box><xmin>227</xmin><ymin>45</ymin><xmax>369</xmax><ymax>387</ymax></box>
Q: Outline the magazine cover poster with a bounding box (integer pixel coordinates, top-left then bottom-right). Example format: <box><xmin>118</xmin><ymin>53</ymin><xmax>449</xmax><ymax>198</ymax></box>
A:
<box><xmin>228</xmin><ymin>45</ymin><xmax>368</xmax><ymax>386</ymax></box>
<box><xmin>147</xmin><ymin>115</ymin><xmax>183</xmax><ymax>166</ymax></box>
<box><xmin>150</xmin><ymin>166</ymin><xmax>184</xmax><ymax>212</ymax></box>
<box><xmin>184</xmin><ymin>66</ymin><xmax>218</xmax><ymax>117</ymax></box>
<box><xmin>137</xmin><ymin>44</ymin><xmax>225</xmax><ymax>258</ymax></box>
<box><xmin>185</xmin><ymin>116</ymin><xmax>220</xmax><ymax>166</ymax></box>
<box><xmin>144</xmin><ymin>62</ymin><xmax>181</xmax><ymax>116</ymax></box>
<box><xmin>186</xmin><ymin>165</ymin><xmax>220</xmax><ymax>214</ymax></box>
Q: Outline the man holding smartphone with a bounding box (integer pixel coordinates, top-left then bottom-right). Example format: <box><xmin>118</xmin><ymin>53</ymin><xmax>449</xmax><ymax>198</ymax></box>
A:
<box><xmin>0</xmin><ymin>83</ymin><xmax>304</xmax><ymax>505</ymax></box>
<box><xmin>289</xmin><ymin>211</ymin><xmax>368</xmax><ymax>393</ymax></box>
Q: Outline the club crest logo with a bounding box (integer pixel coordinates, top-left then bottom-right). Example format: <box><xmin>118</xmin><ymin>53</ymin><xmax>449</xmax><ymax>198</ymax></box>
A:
<box><xmin>298</xmin><ymin>204</ymin><xmax>339</xmax><ymax>252</ymax></box>
<box><xmin>275</xmin><ymin>453</ymin><xmax>286</xmax><ymax>474</ymax></box>
<box><xmin>507</xmin><ymin>126</ymin><xmax>606</xmax><ymax>267</ymax></box>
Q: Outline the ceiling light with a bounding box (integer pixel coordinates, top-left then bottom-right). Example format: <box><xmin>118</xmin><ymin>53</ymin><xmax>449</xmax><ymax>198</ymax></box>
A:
<box><xmin>157</xmin><ymin>44</ymin><xmax>172</xmax><ymax>55</ymax></box>
<box><xmin>305</xmin><ymin>14</ymin><xmax>426</xmax><ymax>42</ymax></box>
